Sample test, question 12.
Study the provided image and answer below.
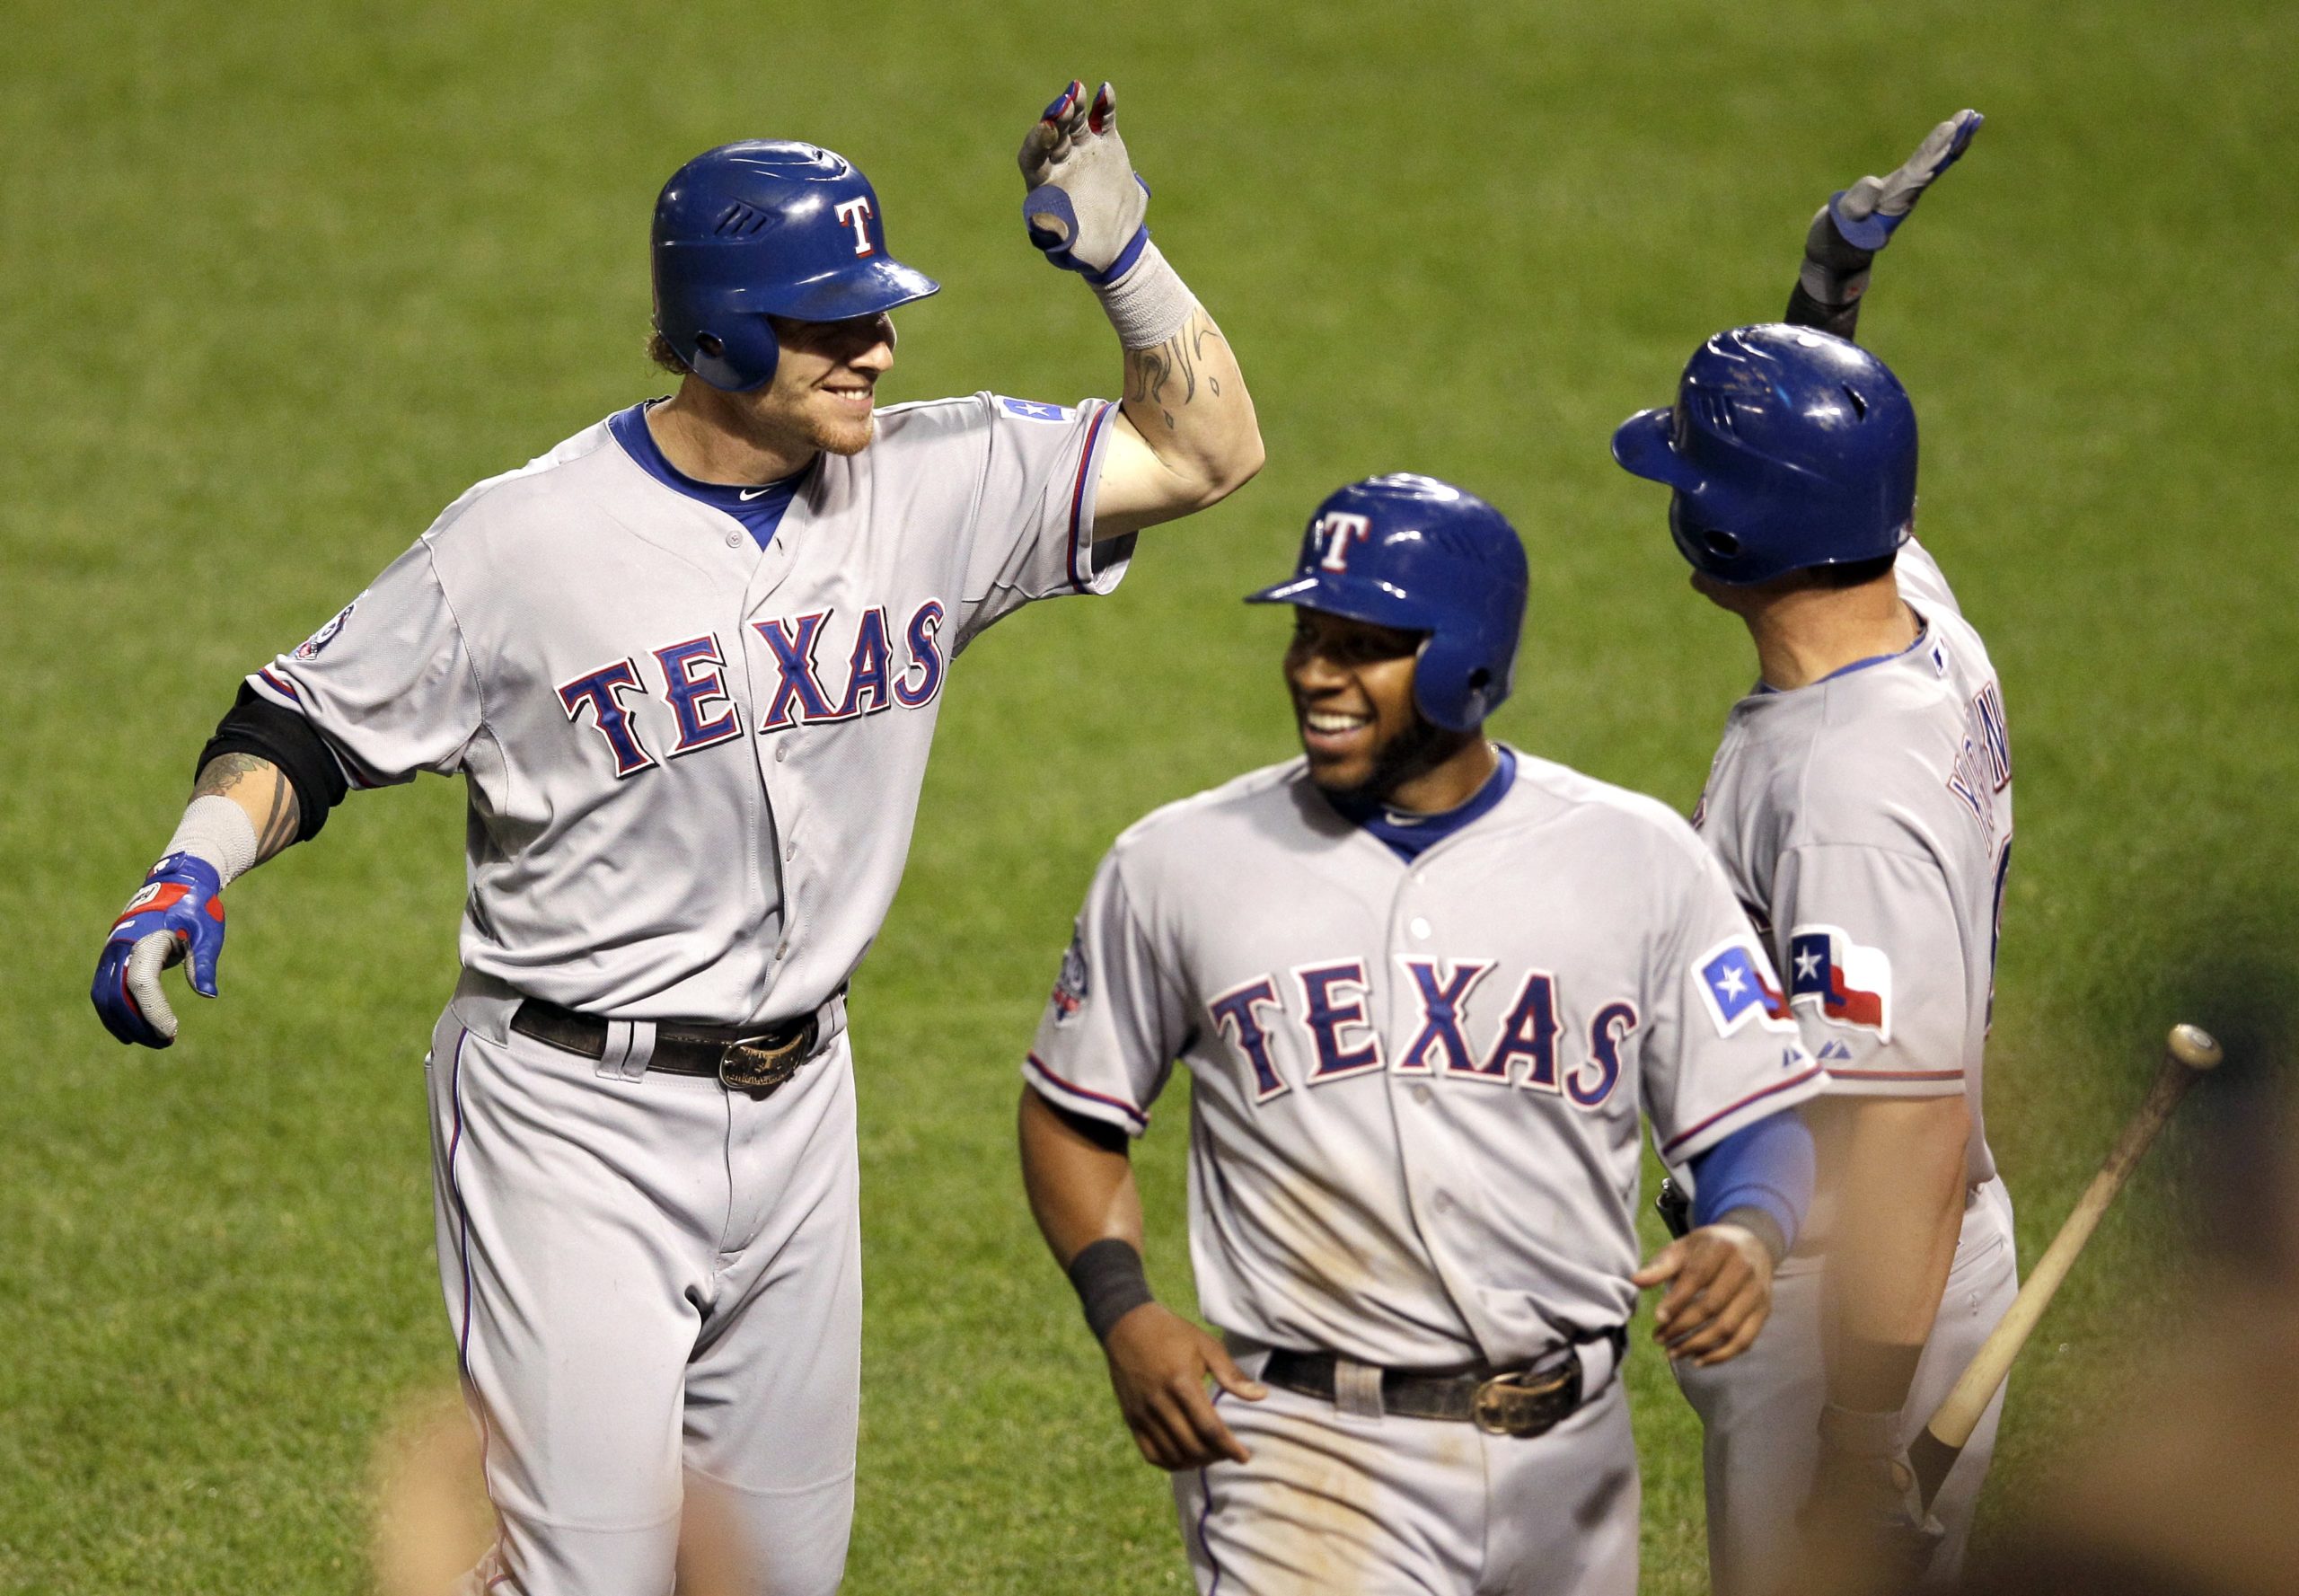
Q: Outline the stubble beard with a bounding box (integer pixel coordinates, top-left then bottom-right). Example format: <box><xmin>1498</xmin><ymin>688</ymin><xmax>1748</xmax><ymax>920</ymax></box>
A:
<box><xmin>738</xmin><ymin>387</ymin><xmax>876</xmax><ymax>461</ymax></box>
<box><xmin>806</xmin><ymin>403</ymin><xmax>876</xmax><ymax>457</ymax></box>
<box><xmin>1312</xmin><ymin>714</ymin><xmax>1461</xmax><ymax>807</ymax></box>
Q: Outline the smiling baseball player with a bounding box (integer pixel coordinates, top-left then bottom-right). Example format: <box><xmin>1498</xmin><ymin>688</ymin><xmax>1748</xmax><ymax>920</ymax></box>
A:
<box><xmin>1613</xmin><ymin>114</ymin><xmax>2016</xmax><ymax>1592</ymax></box>
<box><xmin>90</xmin><ymin>82</ymin><xmax>1261</xmax><ymax>1596</ymax></box>
<box><xmin>1017</xmin><ymin>475</ymin><xmax>1826</xmax><ymax>1594</ymax></box>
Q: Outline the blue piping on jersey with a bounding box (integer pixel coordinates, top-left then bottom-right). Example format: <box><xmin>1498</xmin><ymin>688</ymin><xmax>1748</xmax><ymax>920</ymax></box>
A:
<box><xmin>1328</xmin><ymin>746</ymin><xmax>1518</xmax><ymax>863</ymax></box>
<box><xmin>1755</xmin><ymin>622</ymin><xmax>1932</xmax><ymax>695</ymax></box>
<box><xmin>608</xmin><ymin>401</ymin><xmax>806</xmax><ymax>550</ymax></box>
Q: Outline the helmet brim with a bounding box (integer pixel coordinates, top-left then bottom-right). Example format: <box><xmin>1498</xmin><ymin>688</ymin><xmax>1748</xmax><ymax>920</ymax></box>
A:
<box><xmin>1610</xmin><ymin>407</ymin><xmax>1699</xmax><ymax>489</ymax></box>
<box><xmin>1243</xmin><ymin>571</ymin><xmax>1426</xmax><ymax>630</ymax></box>
<box><xmin>758</xmin><ymin>257</ymin><xmax>941</xmax><ymax>323</ymax></box>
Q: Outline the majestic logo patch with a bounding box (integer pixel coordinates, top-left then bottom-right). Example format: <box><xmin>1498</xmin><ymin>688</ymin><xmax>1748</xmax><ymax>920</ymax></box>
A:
<box><xmin>1000</xmin><ymin>397</ymin><xmax>1070</xmax><ymax>422</ymax></box>
<box><xmin>1051</xmin><ymin>927</ymin><xmax>1090</xmax><ymax>1023</ymax></box>
<box><xmin>1693</xmin><ymin>937</ymin><xmax>1794</xmax><ymax>1038</ymax></box>
<box><xmin>293</xmin><ymin>603</ymin><xmax>356</xmax><ymax>661</ymax></box>
<box><xmin>1789</xmin><ymin>925</ymin><xmax>1894</xmax><ymax>1041</ymax></box>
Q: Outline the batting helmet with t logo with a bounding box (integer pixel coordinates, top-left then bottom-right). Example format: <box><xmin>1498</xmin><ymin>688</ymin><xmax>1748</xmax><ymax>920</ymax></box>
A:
<box><xmin>1246</xmin><ymin>474</ymin><xmax>1529</xmax><ymax>731</ymax></box>
<box><xmin>651</xmin><ymin>141</ymin><xmax>940</xmax><ymax>393</ymax></box>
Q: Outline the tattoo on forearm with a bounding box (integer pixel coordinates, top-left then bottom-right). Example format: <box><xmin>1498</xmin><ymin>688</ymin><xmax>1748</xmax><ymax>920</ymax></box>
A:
<box><xmin>192</xmin><ymin>753</ymin><xmax>302</xmax><ymax>860</ymax></box>
<box><xmin>1124</xmin><ymin>314</ymin><xmax>1227</xmax><ymax>429</ymax></box>
<box><xmin>254</xmin><ymin>771</ymin><xmax>298</xmax><ymax>860</ymax></box>
<box><xmin>191</xmin><ymin>753</ymin><xmax>273</xmax><ymax>799</ymax></box>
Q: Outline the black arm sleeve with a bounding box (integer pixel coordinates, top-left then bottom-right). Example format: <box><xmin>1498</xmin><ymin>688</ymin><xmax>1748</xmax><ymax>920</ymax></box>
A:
<box><xmin>1785</xmin><ymin>212</ymin><xmax>1875</xmax><ymax>343</ymax></box>
<box><xmin>1037</xmin><ymin>1089</ymin><xmax>1132</xmax><ymax>1154</ymax></box>
<box><xmin>1784</xmin><ymin>281</ymin><xmax>1862</xmax><ymax>342</ymax></box>
<box><xmin>195</xmin><ymin>683</ymin><xmax>348</xmax><ymax>842</ymax></box>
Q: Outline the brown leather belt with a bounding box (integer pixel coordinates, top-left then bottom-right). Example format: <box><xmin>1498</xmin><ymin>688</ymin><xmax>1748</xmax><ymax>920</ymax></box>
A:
<box><xmin>1262</xmin><ymin>1327</ymin><xmax>1625</xmax><ymax>1437</ymax></box>
<box><xmin>510</xmin><ymin>998</ymin><xmax>820</xmax><ymax>1099</ymax></box>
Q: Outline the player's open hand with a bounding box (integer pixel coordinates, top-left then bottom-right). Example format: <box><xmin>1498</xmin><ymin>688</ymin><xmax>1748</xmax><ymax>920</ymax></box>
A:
<box><xmin>1827</xmin><ymin>110</ymin><xmax>1985</xmax><ymax>251</ymax></box>
<box><xmin>1017</xmin><ymin>78</ymin><xmax>1150</xmax><ymax>281</ymax></box>
<box><xmin>1632</xmin><ymin>1222</ymin><xmax>1775</xmax><ymax>1366</ymax></box>
<box><xmin>1101</xmin><ymin>1301</ymin><xmax>1266</xmax><ymax>1470</ymax></box>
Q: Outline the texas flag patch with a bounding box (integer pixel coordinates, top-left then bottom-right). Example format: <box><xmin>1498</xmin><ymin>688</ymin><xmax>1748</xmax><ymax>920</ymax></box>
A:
<box><xmin>1693</xmin><ymin>937</ymin><xmax>1795</xmax><ymax>1038</ymax></box>
<box><xmin>1000</xmin><ymin>397</ymin><xmax>1070</xmax><ymax>422</ymax></box>
<box><xmin>1788</xmin><ymin>925</ymin><xmax>1893</xmax><ymax>1042</ymax></box>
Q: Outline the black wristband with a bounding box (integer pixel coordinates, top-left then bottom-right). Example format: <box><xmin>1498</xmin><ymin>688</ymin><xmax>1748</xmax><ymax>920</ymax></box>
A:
<box><xmin>1067</xmin><ymin>1237</ymin><xmax>1155</xmax><ymax>1343</ymax></box>
<box><xmin>1784</xmin><ymin>282</ymin><xmax>1862</xmax><ymax>343</ymax></box>
<box><xmin>1717</xmin><ymin>1205</ymin><xmax>1789</xmax><ymax>1265</ymax></box>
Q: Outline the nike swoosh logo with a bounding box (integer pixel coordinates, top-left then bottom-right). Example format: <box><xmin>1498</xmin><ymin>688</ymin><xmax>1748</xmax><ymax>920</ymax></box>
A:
<box><xmin>739</xmin><ymin>488</ymin><xmax>772</xmax><ymax>501</ymax></box>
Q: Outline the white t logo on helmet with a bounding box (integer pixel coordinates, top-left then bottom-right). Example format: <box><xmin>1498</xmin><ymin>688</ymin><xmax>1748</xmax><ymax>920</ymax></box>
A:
<box><xmin>834</xmin><ymin>197</ymin><xmax>876</xmax><ymax>257</ymax></box>
<box><xmin>1314</xmin><ymin>512</ymin><xmax>1371</xmax><ymax>572</ymax></box>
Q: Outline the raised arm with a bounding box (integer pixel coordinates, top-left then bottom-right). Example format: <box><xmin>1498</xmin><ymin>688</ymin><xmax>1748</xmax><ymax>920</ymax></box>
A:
<box><xmin>1018</xmin><ymin>1086</ymin><xmax>1264</xmax><ymax>1469</ymax></box>
<box><xmin>1017</xmin><ymin>79</ymin><xmax>1264</xmax><ymax>541</ymax></box>
<box><xmin>1785</xmin><ymin>110</ymin><xmax>1984</xmax><ymax>343</ymax></box>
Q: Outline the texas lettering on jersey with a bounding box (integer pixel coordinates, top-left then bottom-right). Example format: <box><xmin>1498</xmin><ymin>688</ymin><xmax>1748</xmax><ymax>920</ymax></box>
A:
<box><xmin>556</xmin><ymin>600</ymin><xmax>948</xmax><ymax>778</ymax></box>
<box><xmin>1188</xmin><ymin>946</ymin><xmax>1795</xmax><ymax>1111</ymax></box>
<box><xmin>1198</xmin><ymin>958</ymin><xmax>1637</xmax><ymax>1111</ymax></box>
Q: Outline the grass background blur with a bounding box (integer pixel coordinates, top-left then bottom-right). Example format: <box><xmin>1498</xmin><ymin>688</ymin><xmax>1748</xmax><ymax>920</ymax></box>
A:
<box><xmin>4</xmin><ymin>1</ymin><xmax>2295</xmax><ymax>1590</ymax></box>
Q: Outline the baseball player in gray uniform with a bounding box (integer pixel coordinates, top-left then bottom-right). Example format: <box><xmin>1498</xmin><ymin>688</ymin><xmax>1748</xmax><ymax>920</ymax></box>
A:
<box><xmin>1611</xmin><ymin>112</ymin><xmax>2016</xmax><ymax>1594</ymax></box>
<box><xmin>1017</xmin><ymin>474</ymin><xmax>1829</xmax><ymax>1594</ymax></box>
<box><xmin>91</xmin><ymin>83</ymin><xmax>1262</xmax><ymax>1596</ymax></box>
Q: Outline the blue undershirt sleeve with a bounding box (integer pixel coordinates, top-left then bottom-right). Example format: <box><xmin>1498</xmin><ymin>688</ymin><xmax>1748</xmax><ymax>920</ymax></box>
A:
<box><xmin>1687</xmin><ymin>1109</ymin><xmax>1816</xmax><ymax>1254</ymax></box>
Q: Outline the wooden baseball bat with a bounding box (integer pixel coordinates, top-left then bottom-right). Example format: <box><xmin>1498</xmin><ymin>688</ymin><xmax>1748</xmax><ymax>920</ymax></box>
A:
<box><xmin>1907</xmin><ymin>1023</ymin><xmax>2222</xmax><ymax>1507</ymax></box>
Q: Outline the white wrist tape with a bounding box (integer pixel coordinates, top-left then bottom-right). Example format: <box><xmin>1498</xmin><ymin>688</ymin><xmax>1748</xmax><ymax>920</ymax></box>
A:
<box><xmin>164</xmin><ymin>795</ymin><xmax>262</xmax><ymax>888</ymax></box>
<box><xmin>1093</xmin><ymin>239</ymin><xmax>1197</xmax><ymax>349</ymax></box>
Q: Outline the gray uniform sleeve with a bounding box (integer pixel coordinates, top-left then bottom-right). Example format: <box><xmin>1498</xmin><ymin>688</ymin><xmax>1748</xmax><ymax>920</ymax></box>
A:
<box><xmin>1020</xmin><ymin>851</ymin><xmax>1189</xmax><ymax>1138</ymax></box>
<box><xmin>1646</xmin><ymin>842</ymin><xmax>1828</xmax><ymax>1163</ymax></box>
<box><xmin>247</xmin><ymin>539</ymin><xmax>484</xmax><ymax>789</ymax></box>
<box><xmin>1773</xmin><ymin>842</ymin><xmax>1969</xmax><ymax>1097</ymax></box>
<box><xmin>953</xmin><ymin>394</ymin><xmax>1132</xmax><ymax>647</ymax></box>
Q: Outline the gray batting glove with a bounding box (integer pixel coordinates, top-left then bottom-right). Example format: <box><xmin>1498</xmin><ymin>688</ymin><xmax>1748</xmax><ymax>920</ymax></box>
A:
<box><xmin>1018</xmin><ymin>78</ymin><xmax>1151</xmax><ymax>284</ymax></box>
<box><xmin>1801</xmin><ymin>109</ymin><xmax>1984</xmax><ymax>306</ymax></box>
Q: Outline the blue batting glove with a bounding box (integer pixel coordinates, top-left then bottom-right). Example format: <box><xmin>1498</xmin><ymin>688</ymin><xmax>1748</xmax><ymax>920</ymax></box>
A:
<box><xmin>1828</xmin><ymin>109</ymin><xmax>1985</xmax><ymax>251</ymax></box>
<box><xmin>1017</xmin><ymin>77</ymin><xmax>1153</xmax><ymax>283</ymax></box>
<box><xmin>92</xmin><ymin>852</ymin><xmax>227</xmax><ymax>1048</ymax></box>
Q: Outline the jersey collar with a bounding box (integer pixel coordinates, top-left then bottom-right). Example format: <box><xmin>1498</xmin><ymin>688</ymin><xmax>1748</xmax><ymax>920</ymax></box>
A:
<box><xmin>608</xmin><ymin>401</ymin><xmax>811</xmax><ymax>550</ymax></box>
<box><xmin>1326</xmin><ymin>745</ymin><xmax>1519</xmax><ymax>864</ymax></box>
<box><xmin>1754</xmin><ymin>619</ymin><xmax>1932</xmax><ymax>696</ymax></box>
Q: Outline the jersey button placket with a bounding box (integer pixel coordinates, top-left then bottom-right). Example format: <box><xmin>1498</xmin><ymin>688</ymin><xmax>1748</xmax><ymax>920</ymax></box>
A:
<box><xmin>1386</xmin><ymin>882</ymin><xmax>1490</xmax><ymax>1344</ymax></box>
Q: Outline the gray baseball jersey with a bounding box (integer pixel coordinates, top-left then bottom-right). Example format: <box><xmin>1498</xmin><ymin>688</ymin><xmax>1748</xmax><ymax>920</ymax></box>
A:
<box><xmin>251</xmin><ymin>392</ymin><xmax>1125</xmax><ymax>1025</ymax></box>
<box><xmin>1691</xmin><ymin>539</ymin><xmax>2011</xmax><ymax>1184</ymax></box>
<box><xmin>1025</xmin><ymin>751</ymin><xmax>1827</xmax><ymax>1371</ymax></box>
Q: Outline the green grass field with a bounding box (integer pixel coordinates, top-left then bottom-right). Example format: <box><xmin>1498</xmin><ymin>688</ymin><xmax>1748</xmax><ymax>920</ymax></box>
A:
<box><xmin>5</xmin><ymin>1</ymin><xmax>2296</xmax><ymax>1590</ymax></box>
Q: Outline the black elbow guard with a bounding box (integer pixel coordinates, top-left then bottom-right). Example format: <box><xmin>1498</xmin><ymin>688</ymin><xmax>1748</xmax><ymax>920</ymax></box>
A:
<box><xmin>197</xmin><ymin>683</ymin><xmax>349</xmax><ymax>842</ymax></box>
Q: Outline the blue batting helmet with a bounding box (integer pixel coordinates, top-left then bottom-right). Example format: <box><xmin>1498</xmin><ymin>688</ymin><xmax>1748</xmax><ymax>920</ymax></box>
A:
<box><xmin>1610</xmin><ymin>324</ymin><xmax>1917</xmax><ymax>586</ymax></box>
<box><xmin>652</xmin><ymin>141</ymin><xmax>940</xmax><ymax>393</ymax></box>
<box><xmin>1246</xmin><ymin>474</ymin><xmax>1528</xmax><ymax>731</ymax></box>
